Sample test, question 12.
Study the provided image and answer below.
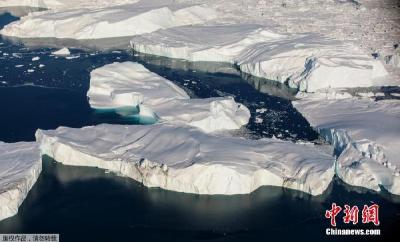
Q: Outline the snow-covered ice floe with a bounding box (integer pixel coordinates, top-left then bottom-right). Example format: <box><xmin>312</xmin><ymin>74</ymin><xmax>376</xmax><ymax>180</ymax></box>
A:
<box><xmin>130</xmin><ymin>24</ymin><xmax>390</xmax><ymax>92</ymax></box>
<box><xmin>88</xmin><ymin>62</ymin><xmax>250</xmax><ymax>133</ymax></box>
<box><xmin>36</xmin><ymin>123</ymin><xmax>335</xmax><ymax>195</ymax></box>
<box><xmin>0</xmin><ymin>142</ymin><xmax>41</xmax><ymax>221</ymax></box>
<box><xmin>0</xmin><ymin>1</ymin><xmax>217</xmax><ymax>39</ymax></box>
<box><xmin>293</xmin><ymin>93</ymin><xmax>400</xmax><ymax>195</ymax></box>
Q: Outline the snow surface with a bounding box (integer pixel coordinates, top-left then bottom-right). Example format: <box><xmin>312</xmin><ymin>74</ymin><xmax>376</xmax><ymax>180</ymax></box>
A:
<box><xmin>131</xmin><ymin>24</ymin><xmax>390</xmax><ymax>92</ymax></box>
<box><xmin>0</xmin><ymin>1</ymin><xmax>217</xmax><ymax>39</ymax></box>
<box><xmin>51</xmin><ymin>47</ymin><xmax>70</xmax><ymax>55</ymax></box>
<box><xmin>293</xmin><ymin>93</ymin><xmax>400</xmax><ymax>195</ymax></box>
<box><xmin>0</xmin><ymin>142</ymin><xmax>41</xmax><ymax>221</ymax></box>
<box><xmin>36</xmin><ymin>123</ymin><xmax>335</xmax><ymax>195</ymax></box>
<box><xmin>88</xmin><ymin>62</ymin><xmax>250</xmax><ymax>133</ymax></box>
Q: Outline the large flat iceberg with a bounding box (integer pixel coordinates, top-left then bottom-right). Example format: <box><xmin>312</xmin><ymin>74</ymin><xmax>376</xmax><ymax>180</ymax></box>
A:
<box><xmin>36</xmin><ymin>123</ymin><xmax>335</xmax><ymax>195</ymax></box>
<box><xmin>0</xmin><ymin>1</ymin><xmax>217</xmax><ymax>39</ymax></box>
<box><xmin>0</xmin><ymin>142</ymin><xmax>41</xmax><ymax>221</ymax></box>
<box><xmin>88</xmin><ymin>62</ymin><xmax>250</xmax><ymax>133</ymax></box>
<box><xmin>130</xmin><ymin>24</ymin><xmax>390</xmax><ymax>92</ymax></box>
<box><xmin>293</xmin><ymin>93</ymin><xmax>400</xmax><ymax>195</ymax></box>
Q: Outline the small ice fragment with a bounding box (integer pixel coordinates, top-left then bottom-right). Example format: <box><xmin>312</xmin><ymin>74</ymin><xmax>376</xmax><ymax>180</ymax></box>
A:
<box><xmin>32</xmin><ymin>56</ymin><xmax>40</xmax><ymax>61</ymax></box>
<box><xmin>256</xmin><ymin>108</ymin><xmax>267</xmax><ymax>114</ymax></box>
<box><xmin>65</xmin><ymin>55</ymin><xmax>79</xmax><ymax>60</ymax></box>
<box><xmin>39</xmin><ymin>64</ymin><xmax>45</xmax><ymax>68</ymax></box>
<box><xmin>255</xmin><ymin>116</ymin><xmax>263</xmax><ymax>124</ymax></box>
<box><xmin>52</xmin><ymin>47</ymin><xmax>70</xmax><ymax>56</ymax></box>
<box><xmin>15</xmin><ymin>65</ymin><xmax>24</xmax><ymax>68</ymax></box>
<box><xmin>27</xmin><ymin>69</ymin><xmax>35</xmax><ymax>73</ymax></box>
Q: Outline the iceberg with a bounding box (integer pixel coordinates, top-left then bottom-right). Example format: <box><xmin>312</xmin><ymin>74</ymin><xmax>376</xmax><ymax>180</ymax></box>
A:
<box><xmin>36</xmin><ymin>123</ymin><xmax>335</xmax><ymax>195</ymax></box>
<box><xmin>130</xmin><ymin>24</ymin><xmax>390</xmax><ymax>92</ymax></box>
<box><xmin>293</xmin><ymin>93</ymin><xmax>400</xmax><ymax>195</ymax></box>
<box><xmin>88</xmin><ymin>62</ymin><xmax>250</xmax><ymax>133</ymax></box>
<box><xmin>0</xmin><ymin>142</ymin><xmax>41</xmax><ymax>221</ymax></box>
<box><xmin>51</xmin><ymin>47</ymin><xmax>70</xmax><ymax>56</ymax></box>
<box><xmin>0</xmin><ymin>1</ymin><xmax>217</xmax><ymax>39</ymax></box>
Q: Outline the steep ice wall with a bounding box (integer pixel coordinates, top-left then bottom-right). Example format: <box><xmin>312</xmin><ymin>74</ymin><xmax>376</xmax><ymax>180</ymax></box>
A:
<box><xmin>36</xmin><ymin>124</ymin><xmax>335</xmax><ymax>196</ymax></box>
<box><xmin>0</xmin><ymin>1</ymin><xmax>217</xmax><ymax>39</ymax></box>
<box><xmin>0</xmin><ymin>142</ymin><xmax>41</xmax><ymax>221</ymax></box>
<box><xmin>293</xmin><ymin>93</ymin><xmax>400</xmax><ymax>194</ymax></box>
<box><xmin>130</xmin><ymin>24</ymin><xmax>389</xmax><ymax>92</ymax></box>
<box><xmin>88</xmin><ymin>62</ymin><xmax>250</xmax><ymax>133</ymax></box>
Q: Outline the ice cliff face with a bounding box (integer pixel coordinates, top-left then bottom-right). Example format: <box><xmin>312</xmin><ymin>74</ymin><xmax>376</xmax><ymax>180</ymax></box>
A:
<box><xmin>88</xmin><ymin>62</ymin><xmax>250</xmax><ymax>133</ymax></box>
<box><xmin>0</xmin><ymin>142</ymin><xmax>41</xmax><ymax>221</ymax></box>
<box><xmin>130</xmin><ymin>24</ymin><xmax>389</xmax><ymax>92</ymax></box>
<box><xmin>36</xmin><ymin>123</ymin><xmax>335</xmax><ymax>196</ymax></box>
<box><xmin>293</xmin><ymin>93</ymin><xmax>400</xmax><ymax>195</ymax></box>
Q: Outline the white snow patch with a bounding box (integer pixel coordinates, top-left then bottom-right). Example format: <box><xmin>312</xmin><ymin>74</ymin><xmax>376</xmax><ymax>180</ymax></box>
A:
<box><xmin>88</xmin><ymin>62</ymin><xmax>250</xmax><ymax>133</ymax></box>
<box><xmin>36</xmin><ymin>123</ymin><xmax>335</xmax><ymax>196</ymax></box>
<box><xmin>0</xmin><ymin>142</ymin><xmax>41</xmax><ymax>221</ymax></box>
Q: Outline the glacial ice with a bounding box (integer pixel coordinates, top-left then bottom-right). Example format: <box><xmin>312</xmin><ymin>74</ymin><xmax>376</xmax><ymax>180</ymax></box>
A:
<box><xmin>293</xmin><ymin>93</ymin><xmax>400</xmax><ymax>195</ymax></box>
<box><xmin>51</xmin><ymin>47</ymin><xmax>70</xmax><ymax>56</ymax></box>
<box><xmin>88</xmin><ymin>62</ymin><xmax>250</xmax><ymax>133</ymax></box>
<box><xmin>0</xmin><ymin>142</ymin><xmax>41</xmax><ymax>221</ymax></box>
<box><xmin>130</xmin><ymin>24</ymin><xmax>390</xmax><ymax>92</ymax></box>
<box><xmin>0</xmin><ymin>1</ymin><xmax>217</xmax><ymax>39</ymax></box>
<box><xmin>36</xmin><ymin>123</ymin><xmax>335</xmax><ymax>196</ymax></box>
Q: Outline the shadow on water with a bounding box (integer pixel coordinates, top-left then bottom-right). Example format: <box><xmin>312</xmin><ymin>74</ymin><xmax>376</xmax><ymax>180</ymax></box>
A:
<box><xmin>0</xmin><ymin>157</ymin><xmax>399</xmax><ymax>242</ymax></box>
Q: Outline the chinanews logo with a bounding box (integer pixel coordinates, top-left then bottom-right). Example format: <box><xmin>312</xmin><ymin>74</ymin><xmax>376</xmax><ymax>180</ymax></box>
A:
<box><xmin>325</xmin><ymin>203</ymin><xmax>381</xmax><ymax>236</ymax></box>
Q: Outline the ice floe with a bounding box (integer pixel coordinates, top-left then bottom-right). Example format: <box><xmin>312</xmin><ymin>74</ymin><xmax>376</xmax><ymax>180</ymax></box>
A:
<box><xmin>36</xmin><ymin>123</ymin><xmax>335</xmax><ymax>195</ymax></box>
<box><xmin>51</xmin><ymin>47</ymin><xmax>70</xmax><ymax>56</ymax></box>
<box><xmin>88</xmin><ymin>62</ymin><xmax>250</xmax><ymax>133</ymax></box>
<box><xmin>0</xmin><ymin>1</ymin><xmax>217</xmax><ymax>39</ymax></box>
<box><xmin>0</xmin><ymin>142</ymin><xmax>41</xmax><ymax>221</ymax></box>
<box><xmin>130</xmin><ymin>24</ymin><xmax>390</xmax><ymax>92</ymax></box>
<box><xmin>293</xmin><ymin>93</ymin><xmax>400</xmax><ymax>195</ymax></box>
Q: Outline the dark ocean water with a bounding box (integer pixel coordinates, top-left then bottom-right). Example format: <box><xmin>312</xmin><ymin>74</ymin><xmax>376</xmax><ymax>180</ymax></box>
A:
<box><xmin>0</xmin><ymin>9</ymin><xmax>399</xmax><ymax>242</ymax></box>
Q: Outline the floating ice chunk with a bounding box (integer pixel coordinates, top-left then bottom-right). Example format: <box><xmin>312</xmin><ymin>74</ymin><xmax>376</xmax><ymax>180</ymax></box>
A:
<box><xmin>36</xmin><ymin>123</ymin><xmax>335</xmax><ymax>195</ymax></box>
<box><xmin>293</xmin><ymin>94</ymin><xmax>400</xmax><ymax>194</ymax></box>
<box><xmin>39</xmin><ymin>64</ymin><xmax>45</xmax><ymax>68</ymax></box>
<box><xmin>88</xmin><ymin>62</ymin><xmax>250</xmax><ymax>132</ymax></box>
<box><xmin>51</xmin><ymin>47</ymin><xmax>70</xmax><ymax>56</ymax></box>
<box><xmin>0</xmin><ymin>142</ymin><xmax>41</xmax><ymax>221</ymax></box>
<box><xmin>88</xmin><ymin>62</ymin><xmax>189</xmax><ymax>109</ymax></box>
<box><xmin>131</xmin><ymin>24</ymin><xmax>391</xmax><ymax>92</ymax></box>
<box><xmin>15</xmin><ymin>65</ymin><xmax>24</xmax><ymax>68</ymax></box>
<box><xmin>31</xmin><ymin>56</ymin><xmax>40</xmax><ymax>61</ymax></box>
<box><xmin>27</xmin><ymin>69</ymin><xmax>34</xmax><ymax>73</ymax></box>
<box><xmin>0</xmin><ymin>2</ymin><xmax>217</xmax><ymax>39</ymax></box>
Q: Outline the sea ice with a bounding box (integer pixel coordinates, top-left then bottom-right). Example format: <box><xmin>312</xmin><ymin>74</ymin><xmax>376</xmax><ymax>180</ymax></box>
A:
<box><xmin>88</xmin><ymin>62</ymin><xmax>250</xmax><ymax>133</ymax></box>
<box><xmin>293</xmin><ymin>93</ymin><xmax>400</xmax><ymax>194</ymax></box>
<box><xmin>51</xmin><ymin>47</ymin><xmax>70</xmax><ymax>56</ymax></box>
<box><xmin>0</xmin><ymin>142</ymin><xmax>41</xmax><ymax>221</ymax></box>
<box><xmin>0</xmin><ymin>1</ymin><xmax>217</xmax><ymax>39</ymax></box>
<box><xmin>130</xmin><ymin>24</ymin><xmax>390</xmax><ymax>92</ymax></box>
<box><xmin>36</xmin><ymin>123</ymin><xmax>335</xmax><ymax>195</ymax></box>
